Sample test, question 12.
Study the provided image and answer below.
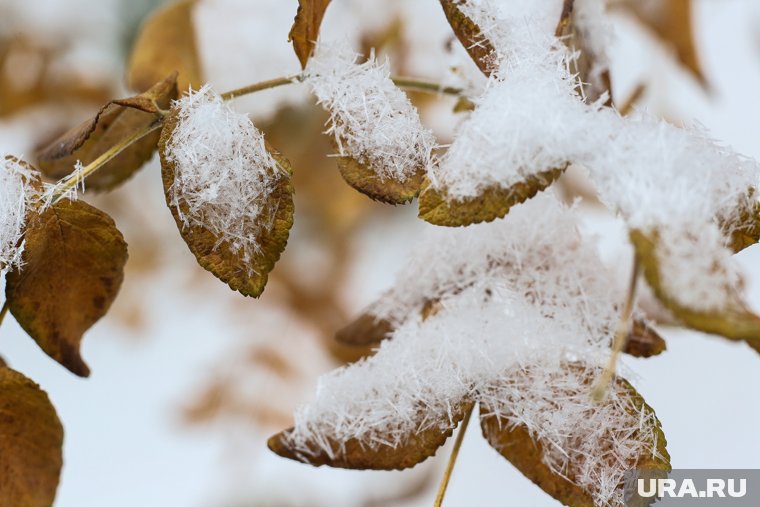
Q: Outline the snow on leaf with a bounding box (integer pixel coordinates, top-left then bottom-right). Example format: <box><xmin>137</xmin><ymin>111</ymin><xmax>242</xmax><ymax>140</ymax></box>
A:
<box><xmin>36</xmin><ymin>73</ymin><xmax>178</xmax><ymax>191</ymax></box>
<box><xmin>289</xmin><ymin>0</ymin><xmax>332</xmax><ymax>70</ymax></box>
<box><xmin>127</xmin><ymin>0</ymin><xmax>203</xmax><ymax>93</ymax></box>
<box><xmin>630</xmin><ymin>227</ymin><xmax>760</xmax><ymax>345</ymax></box>
<box><xmin>723</xmin><ymin>191</ymin><xmax>760</xmax><ymax>253</ymax></box>
<box><xmin>0</xmin><ymin>366</ymin><xmax>64</xmax><ymax>507</ymax></box>
<box><xmin>438</xmin><ymin>0</ymin><xmax>497</xmax><ymax>75</ymax></box>
<box><xmin>268</xmin><ymin>402</ymin><xmax>472</xmax><ymax>470</ymax></box>
<box><xmin>158</xmin><ymin>86</ymin><xmax>294</xmax><ymax>298</ymax></box>
<box><xmin>5</xmin><ymin>199</ymin><xmax>128</xmax><ymax>377</ymax></box>
<box><xmin>305</xmin><ymin>44</ymin><xmax>435</xmax><ymax>202</ymax></box>
<box><xmin>480</xmin><ymin>364</ymin><xmax>670</xmax><ymax>507</ymax></box>
<box><xmin>0</xmin><ymin>156</ymin><xmax>40</xmax><ymax>274</ymax></box>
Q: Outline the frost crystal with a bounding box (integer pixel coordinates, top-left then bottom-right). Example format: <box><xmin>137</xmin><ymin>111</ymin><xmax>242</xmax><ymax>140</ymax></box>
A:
<box><xmin>305</xmin><ymin>44</ymin><xmax>435</xmax><ymax>181</ymax></box>
<box><xmin>1</xmin><ymin>157</ymin><xmax>37</xmax><ymax>273</ymax></box>
<box><xmin>285</xmin><ymin>196</ymin><xmax>658</xmax><ymax>505</ymax></box>
<box><xmin>164</xmin><ymin>86</ymin><xmax>284</xmax><ymax>269</ymax></box>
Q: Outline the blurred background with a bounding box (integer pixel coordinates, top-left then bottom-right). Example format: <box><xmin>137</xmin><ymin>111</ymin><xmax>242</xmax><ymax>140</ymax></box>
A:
<box><xmin>0</xmin><ymin>0</ymin><xmax>759</xmax><ymax>505</ymax></box>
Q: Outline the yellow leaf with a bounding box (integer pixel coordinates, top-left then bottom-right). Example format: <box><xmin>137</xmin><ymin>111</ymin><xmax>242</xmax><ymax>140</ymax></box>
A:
<box><xmin>630</xmin><ymin>228</ymin><xmax>760</xmax><ymax>344</ymax></box>
<box><xmin>337</xmin><ymin>155</ymin><xmax>425</xmax><ymax>205</ymax></box>
<box><xmin>481</xmin><ymin>370</ymin><xmax>670</xmax><ymax>506</ymax></box>
<box><xmin>127</xmin><ymin>0</ymin><xmax>203</xmax><ymax>93</ymax></box>
<box><xmin>439</xmin><ymin>0</ymin><xmax>496</xmax><ymax>75</ymax></box>
<box><xmin>36</xmin><ymin>73</ymin><xmax>178</xmax><ymax>191</ymax></box>
<box><xmin>418</xmin><ymin>168</ymin><xmax>565</xmax><ymax>227</ymax></box>
<box><xmin>289</xmin><ymin>0</ymin><xmax>333</xmax><ymax>70</ymax></box>
<box><xmin>0</xmin><ymin>366</ymin><xmax>63</xmax><ymax>507</ymax></box>
<box><xmin>158</xmin><ymin>113</ymin><xmax>295</xmax><ymax>298</ymax></box>
<box><xmin>5</xmin><ymin>200</ymin><xmax>128</xmax><ymax>377</ymax></box>
<box><xmin>267</xmin><ymin>402</ymin><xmax>472</xmax><ymax>470</ymax></box>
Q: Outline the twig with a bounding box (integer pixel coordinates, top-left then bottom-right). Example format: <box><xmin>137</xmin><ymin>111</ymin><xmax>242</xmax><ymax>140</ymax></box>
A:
<box><xmin>434</xmin><ymin>404</ymin><xmax>474</xmax><ymax>507</ymax></box>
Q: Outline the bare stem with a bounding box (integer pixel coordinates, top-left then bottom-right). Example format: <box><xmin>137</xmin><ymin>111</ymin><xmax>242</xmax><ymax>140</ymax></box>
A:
<box><xmin>591</xmin><ymin>255</ymin><xmax>641</xmax><ymax>401</ymax></box>
<box><xmin>50</xmin><ymin>120</ymin><xmax>163</xmax><ymax>204</ymax></box>
<box><xmin>434</xmin><ymin>405</ymin><xmax>474</xmax><ymax>507</ymax></box>
<box><xmin>220</xmin><ymin>74</ymin><xmax>304</xmax><ymax>101</ymax></box>
<box><xmin>392</xmin><ymin>76</ymin><xmax>465</xmax><ymax>97</ymax></box>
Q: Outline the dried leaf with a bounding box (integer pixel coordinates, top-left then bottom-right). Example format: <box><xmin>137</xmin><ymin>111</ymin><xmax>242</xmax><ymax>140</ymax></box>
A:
<box><xmin>630</xmin><ymin>229</ymin><xmax>760</xmax><ymax>343</ymax></box>
<box><xmin>619</xmin><ymin>0</ymin><xmax>706</xmax><ymax>86</ymax></box>
<box><xmin>127</xmin><ymin>0</ymin><xmax>203</xmax><ymax>93</ymax></box>
<box><xmin>337</xmin><ymin>156</ymin><xmax>425</xmax><ymax>205</ymax></box>
<box><xmin>555</xmin><ymin>0</ymin><xmax>612</xmax><ymax>104</ymax></box>
<box><xmin>36</xmin><ymin>73</ymin><xmax>177</xmax><ymax>191</ymax></box>
<box><xmin>439</xmin><ymin>0</ymin><xmax>496</xmax><ymax>75</ymax></box>
<box><xmin>334</xmin><ymin>313</ymin><xmax>394</xmax><ymax>347</ymax></box>
<box><xmin>268</xmin><ymin>402</ymin><xmax>471</xmax><ymax>470</ymax></box>
<box><xmin>418</xmin><ymin>168</ymin><xmax>565</xmax><ymax>227</ymax></box>
<box><xmin>625</xmin><ymin>319</ymin><xmax>667</xmax><ymax>358</ymax></box>
<box><xmin>5</xmin><ymin>200</ymin><xmax>128</xmax><ymax>377</ymax></box>
<box><xmin>725</xmin><ymin>198</ymin><xmax>760</xmax><ymax>253</ymax></box>
<box><xmin>289</xmin><ymin>0</ymin><xmax>332</xmax><ymax>69</ymax></box>
<box><xmin>481</xmin><ymin>374</ymin><xmax>670</xmax><ymax>506</ymax></box>
<box><xmin>158</xmin><ymin>113</ymin><xmax>295</xmax><ymax>298</ymax></box>
<box><xmin>0</xmin><ymin>366</ymin><xmax>63</xmax><ymax>507</ymax></box>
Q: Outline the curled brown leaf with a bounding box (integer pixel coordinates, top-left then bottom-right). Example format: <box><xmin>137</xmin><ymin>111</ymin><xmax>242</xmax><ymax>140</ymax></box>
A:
<box><xmin>439</xmin><ymin>0</ymin><xmax>496</xmax><ymax>75</ymax></box>
<box><xmin>289</xmin><ymin>0</ymin><xmax>333</xmax><ymax>69</ymax></box>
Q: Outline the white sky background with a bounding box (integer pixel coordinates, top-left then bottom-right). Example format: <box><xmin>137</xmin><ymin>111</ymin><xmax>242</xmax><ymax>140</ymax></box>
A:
<box><xmin>1</xmin><ymin>0</ymin><xmax>760</xmax><ymax>506</ymax></box>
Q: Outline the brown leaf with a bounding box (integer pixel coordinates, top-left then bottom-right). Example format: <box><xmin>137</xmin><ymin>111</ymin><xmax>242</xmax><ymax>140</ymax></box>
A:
<box><xmin>0</xmin><ymin>366</ymin><xmax>64</xmax><ymax>507</ymax></box>
<box><xmin>418</xmin><ymin>168</ymin><xmax>565</xmax><ymax>227</ymax></box>
<box><xmin>36</xmin><ymin>73</ymin><xmax>177</xmax><ymax>191</ymax></box>
<box><xmin>289</xmin><ymin>0</ymin><xmax>333</xmax><ymax>69</ymax></box>
<box><xmin>5</xmin><ymin>200</ymin><xmax>128</xmax><ymax>377</ymax></box>
<box><xmin>334</xmin><ymin>313</ymin><xmax>394</xmax><ymax>347</ymax></box>
<box><xmin>555</xmin><ymin>0</ymin><xmax>612</xmax><ymax>104</ymax></box>
<box><xmin>481</xmin><ymin>372</ymin><xmax>670</xmax><ymax>506</ymax></box>
<box><xmin>337</xmin><ymin>156</ymin><xmax>425</xmax><ymax>205</ymax></box>
<box><xmin>158</xmin><ymin>112</ymin><xmax>295</xmax><ymax>298</ymax></box>
<box><xmin>725</xmin><ymin>197</ymin><xmax>760</xmax><ymax>253</ymax></box>
<box><xmin>268</xmin><ymin>402</ymin><xmax>471</xmax><ymax>470</ymax></box>
<box><xmin>625</xmin><ymin>319</ymin><xmax>667</xmax><ymax>358</ymax></box>
<box><xmin>630</xmin><ymin>229</ymin><xmax>760</xmax><ymax>344</ymax></box>
<box><xmin>619</xmin><ymin>0</ymin><xmax>707</xmax><ymax>87</ymax></box>
<box><xmin>439</xmin><ymin>0</ymin><xmax>497</xmax><ymax>75</ymax></box>
<box><xmin>127</xmin><ymin>0</ymin><xmax>203</xmax><ymax>93</ymax></box>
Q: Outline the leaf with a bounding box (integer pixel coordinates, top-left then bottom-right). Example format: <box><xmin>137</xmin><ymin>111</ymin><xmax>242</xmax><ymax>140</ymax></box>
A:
<box><xmin>337</xmin><ymin>156</ymin><xmax>425</xmax><ymax>205</ymax></box>
<box><xmin>555</xmin><ymin>0</ymin><xmax>612</xmax><ymax>104</ymax></box>
<box><xmin>5</xmin><ymin>200</ymin><xmax>128</xmax><ymax>377</ymax></box>
<box><xmin>418</xmin><ymin>168</ymin><xmax>565</xmax><ymax>227</ymax></box>
<box><xmin>289</xmin><ymin>0</ymin><xmax>332</xmax><ymax>69</ymax></box>
<box><xmin>619</xmin><ymin>0</ymin><xmax>706</xmax><ymax>87</ymax></box>
<box><xmin>630</xmin><ymin>229</ymin><xmax>760</xmax><ymax>344</ymax></box>
<box><xmin>725</xmin><ymin>197</ymin><xmax>760</xmax><ymax>253</ymax></box>
<box><xmin>36</xmin><ymin>73</ymin><xmax>178</xmax><ymax>191</ymax></box>
<box><xmin>158</xmin><ymin>113</ymin><xmax>295</xmax><ymax>298</ymax></box>
<box><xmin>625</xmin><ymin>319</ymin><xmax>667</xmax><ymax>358</ymax></box>
<box><xmin>127</xmin><ymin>0</ymin><xmax>203</xmax><ymax>93</ymax></box>
<box><xmin>0</xmin><ymin>366</ymin><xmax>64</xmax><ymax>507</ymax></box>
<box><xmin>439</xmin><ymin>0</ymin><xmax>496</xmax><ymax>75</ymax></box>
<box><xmin>480</xmin><ymin>373</ymin><xmax>670</xmax><ymax>506</ymax></box>
<box><xmin>268</xmin><ymin>402</ymin><xmax>472</xmax><ymax>470</ymax></box>
<box><xmin>334</xmin><ymin>312</ymin><xmax>394</xmax><ymax>347</ymax></box>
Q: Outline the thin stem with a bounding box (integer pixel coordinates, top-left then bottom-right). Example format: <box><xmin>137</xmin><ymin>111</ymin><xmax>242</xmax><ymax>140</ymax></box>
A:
<box><xmin>591</xmin><ymin>255</ymin><xmax>641</xmax><ymax>401</ymax></box>
<box><xmin>50</xmin><ymin>121</ymin><xmax>163</xmax><ymax>204</ymax></box>
<box><xmin>391</xmin><ymin>76</ymin><xmax>465</xmax><ymax>97</ymax></box>
<box><xmin>0</xmin><ymin>301</ymin><xmax>8</xmax><ymax>327</ymax></box>
<box><xmin>220</xmin><ymin>75</ymin><xmax>303</xmax><ymax>101</ymax></box>
<box><xmin>434</xmin><ymin>404</ymin><xmax>474</xmax><ymax>507</ymax></box>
